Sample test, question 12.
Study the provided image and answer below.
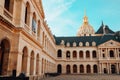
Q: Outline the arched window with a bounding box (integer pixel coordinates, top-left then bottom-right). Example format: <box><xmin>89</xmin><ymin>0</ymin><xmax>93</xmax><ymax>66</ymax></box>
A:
<box><xmin>32</xmin><ymin>12</ymin><xmax>37</xmax><ymax>33</ymax></box>
<box><xmin>86</xmin><ymin>51</ymin><xmax>90</xmax><ymax>58</ymax></box>
<box><xmin>66</xmin><ymin>51</ymin><xmax>70</xmax><ymax>58</ymax></box>
<box><xmin>93</xmin><ymin>65</ymin><xmax>98</xmax><ymax>73</ymax></box>
<box><xmin>111</xmin><ymin>64</ymin><xmax>116</xmax><ymax>74</ymax></box>
<box><xmin>103</xmin><ymin>54</ymin><xmax>105</xmax><ymax>58</ymax></box>
<box><xmin>30</xmin><ymin>51</ymin><xmax>35</xmax><ymax>75</ymax></box>
<box><xmin>86</xmin><ymin>65</ymin><xmax>91</xmax><ymax>73</ymax></box>
<box><xmin>57</xmin><ymin>49</ymin><xmax>62</xmax><ymax>57</ymax></box>
<box><xmin>57</xmin><ymin>64</ymin><xmax>62</xmax><ymax>73</ymax></box>
<box><xmin>92</xmin><ymin>51</ymin><xmax>97</xmax><ymax>58</ymax></box>
<box><xmin>79</xmin><ymin>51</ymin><xmax>83</xmax><ymax>58</ymax></box>
<box><xmin>109</xmin><ymin>50</ymin><xmax>114</xmax><ymax>57</ymax></box>
<box><xmin>73</xmin><ymin>51</ymin><xmax>77</xmax><ymax>58</ymax></box>
<box><xmin>0</xmin><ymin>39</ymin><xmax>10</xmax><ymax>75</ymax></box>
<box><xmin>73</xmin><ymin>65</ymin><xmax>77</xmax><ymax>73</ymax></box>
<box><xmin>4</xmin><ymin>0</ymin><xmax>14</xmax><ymax>14</ymax></box>
<box><xmin>80</xmin><ymin>65</ymin><xmax>84</xmax><ymax>73</ymax></box>
<box><xmin>21</xmin><ymin>47</ymin><xmax>28</xmax><ymax>74</ymax></box>
<box><xmin>25</xmin><ymin>2</ymin><xmax>30</xmax><ymax>26</ymax></box>
<box><xmin>37</xmin><ymin>20</ymin><xmax>41</xmax><ymax>38</ymax></box>
<box><xmin>66</xmin><ymin>65</ymin><xmax>71</xmax><ymax>74</ymax></box>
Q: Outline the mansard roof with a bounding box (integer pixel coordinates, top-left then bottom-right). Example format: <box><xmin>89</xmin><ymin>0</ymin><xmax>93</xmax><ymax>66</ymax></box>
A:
<box><xmin>54</xmin><ymin>34</ymin><xmax>120</xmax><ymax>47</ymax></box>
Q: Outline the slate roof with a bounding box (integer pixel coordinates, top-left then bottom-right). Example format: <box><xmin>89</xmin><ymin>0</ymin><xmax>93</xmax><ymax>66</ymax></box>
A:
<box><xmin>95</xmin><ymin>24</ymin><xmax>114</xmax><ymax>34</ymax></box>
<box><xmin>54</xmin><ymin>34</ymin><xmax>120</xmax><ymax>47</ymax></box>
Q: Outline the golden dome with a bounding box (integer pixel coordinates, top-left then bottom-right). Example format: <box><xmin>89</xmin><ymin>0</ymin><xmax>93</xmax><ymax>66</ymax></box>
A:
<box><xmin>77</xmin><ymin>13</ymin><xmax>95</xmax><ymax>36</ymax></box>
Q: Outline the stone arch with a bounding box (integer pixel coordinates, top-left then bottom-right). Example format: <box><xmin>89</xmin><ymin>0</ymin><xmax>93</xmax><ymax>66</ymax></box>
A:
<box><xmin>79</xmin><ymin>51</ymin><xmax>83</xmax><ymax>58</ymax></box>
<box><xmin>92</xmin><ymin>50</ymin><xmax>97</xmax><ymax>58</ymax></box>
<box><xmin>86</xmin><ymin>50</ymin><xmax>90</xmax><ymax>58</ymax></box>
<box><xmin>80</xmin><ymin>65</ymin><xmax>84</xmax><ymax>73</ymax></box>
<box><xmin>73</xmin><ymin>50</ymin><xmax>77</xmax><ymax>58</ymax></box>
<box><xmin>30</xmin><ymin>50</ymin><xmax>35</xmax><ymax>75</ymax></box>
<box><xmin>21</xmin><ymin>46</ymin><xmax>28</xmax><ymax>74</ymax></box>
<box><xmin>66</xmin><ymin>51</ymin><xmax>70</xmax><ymax>58</ymax></box>
<box><xmin>0</xmin><ymin>39</ymin><xmax>10</xmax><ymax>75</ymax></box>
<box><xmin>73</xmin><ymin>64</ymin><xmax>77</xmax><ymax>73</ymax></box>
<box><xmin>57</xmin><ymin>64</ymin><xmax>62</xmax><ymax>73</ymax></box>
<box><xmin>111</xmin><ymin>64</ymin><xmax>116</xmax><ymax>74</ymax></box>
<box><xmin>57</xmin><ymin>49</ymin><xmax>62</xmax><ymax>57</ymax></box>
<box><xmin>86</xmin><ymin>64</ymin><xmax>91</xmax><ymax>73</ymax></box>
<box><xmin>93</xmin><ymin>64</ymin><xmax>98</xmax><ymax>73</ymax></box>
<box><xmin>66</xmin><ymin>64</ymin><xmax>71</xmax><ymax>74</ymax></box>
<box><xmin>36</xmin><ymin>54</ymin><xmax>39</xmax><ymax>75</ymax></box>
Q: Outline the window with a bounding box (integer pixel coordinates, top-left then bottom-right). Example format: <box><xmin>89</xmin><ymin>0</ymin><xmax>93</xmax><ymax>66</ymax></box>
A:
<box><xmin>73</xmin><ymin>51</ymin><xmax>77</xmax><ymax>58</ymax></box>
<box><xmin>4</xmin><ymin>0</ymin><xmax>10</xmax><ymax>11</ymax></box>
<box><xmin>4</xmin><ymin>0</ymin><xmax>14</xmax><ymax>14</ymax></box>
<box><xmin>66</xmin><ymin>51</ymin><xmax>70</xmax><ymax>58</ymax></box>
<box><xmin>37</xmin><ymin>20</ymin><xmax>40</xmax><ymax>37</ymax></box>
<box><xmin>92</xmin><ymin>51</ymin><xmax>97</xmax><ymax>58</ymax></box>
<box><xmin>109</xmin><ymin>50</ymin><xmax>114</xmax><ymax>57</ymax></box>
<box><xmin>103</xmin><ymin>54</ymin><xmax>105</xmax><ymax>58</ymax></box>
<box><xmin>57</xmin><ymin>49</ymin><xmax>62</xmax><ymax>57</ymax></box>
<box><xmin>86</xmin><ymin>51</ymin><xmax>90</xmax><ymax>58</ymax></box>
<box><xmin>32</xmin><ymin>12</ymin><xmax>37</xmax><ymax>33</ymax></box>
<box><xmin>79</xmin><ymin>51</ymin><xmax>83</xmax><ymax>58</ymax></box>
<box><xmin>24</xmin><ymin>2</ymin><xmax>30</xmax><ymax>26</ymax></box>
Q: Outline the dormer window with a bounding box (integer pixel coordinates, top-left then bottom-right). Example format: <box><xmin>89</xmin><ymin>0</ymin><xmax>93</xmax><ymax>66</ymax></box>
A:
<box><xmin>73</xmin><ymin>42</ymin><xmax>76</xmax><ymax>47</ymax></box>
<box><xmin>86</xmin><ymin>42</ymin><xmax>89</xmax><ymax>46</ymax></box>
<box><xmin>92</xmin><ymin>41</ymin><xmax>96</xmax><ymax>46</ymax></box>
<box><xmin>79</xmin><ymin>42</ymin><xmax>83</xmax><ymax>46</ymax></box>
<box><xmin>66</xmin><ymin>42</ymin><xmax>70</xmax><ymax>47</ymax></box>
<box><xmin>60</xmin><ymin>40</ymin><xmax>64</xmax><ymax>45</ymax></box>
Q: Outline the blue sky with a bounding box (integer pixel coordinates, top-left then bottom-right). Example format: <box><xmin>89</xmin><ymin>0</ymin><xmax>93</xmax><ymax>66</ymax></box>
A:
<box><xmin>42</xmin><ymin>0</ymin><xmax>120</xmax><ymax>36</ymax></box>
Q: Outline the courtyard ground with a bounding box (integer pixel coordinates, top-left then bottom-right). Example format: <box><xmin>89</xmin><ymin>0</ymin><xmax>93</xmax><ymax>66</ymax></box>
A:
<box><xmin>41</xmin><ymin>74</ymin><xmax>120</xmax><ymax>80</ymax></box>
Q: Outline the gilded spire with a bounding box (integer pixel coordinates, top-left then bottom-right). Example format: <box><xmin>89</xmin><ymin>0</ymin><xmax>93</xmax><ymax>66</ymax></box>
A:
<box><xmin>83</xmin><ymin>10</ymin><xmax>88</xmax><ymax>24</ymax></box>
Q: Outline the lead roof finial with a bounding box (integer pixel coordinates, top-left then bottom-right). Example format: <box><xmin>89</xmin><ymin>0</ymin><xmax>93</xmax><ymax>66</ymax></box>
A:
<box><xmin>102</xmin><ymin>20</ymin><xmax>104</xmax><ymax>26</ymax></box>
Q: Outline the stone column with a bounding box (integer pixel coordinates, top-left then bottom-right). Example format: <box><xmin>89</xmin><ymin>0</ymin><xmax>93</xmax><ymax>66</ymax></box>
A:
<box><xmin>90</xmin><ymin>51</ymin><xmax>92</xmax><ymax>60</ymax></box>
<box><xmin>84</xmin><ymin>51</ymin><xmax>86</xmax><ymax>60</ymax></box>
<box><xmin>84</xmin><ymin>65</ymin><xmax>86</xmax><ymax>74</ymax></box>
<box><xmin>116</xmin><ymin>63</ymin><xmax>119</xmax><ymax>74</ymax></box>
<box><xmin>107</xmin><ymin>63</ymin><xmax>109</xmax><ymax>74</ymax></box>
<box><xmin>77</xmin><ymin>51</ymin><xmax>79</xmax><ymax>60</ymax></box>
<box><xmin>91</xmin><ymin>65</ymin><xmax>93</xmax><ymax>74</ymax></box>
<box><xmin>71</xmin><ymin>64</ymin><xmax>73</xmax><ymax>74</ymax></box>
<box><xmin>109</xmin><ymin>63</ymin><xmax>111</xmax><ymax>74</ymax></box>
<box><xmin>101</xmin><ymin>63</ymin><xmax>103</xmax><ymax>74</ymax></box>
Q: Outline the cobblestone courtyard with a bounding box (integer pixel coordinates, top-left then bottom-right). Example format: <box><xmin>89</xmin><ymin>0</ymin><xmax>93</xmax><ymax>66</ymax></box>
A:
<box><xmin>42</xmin><ymin>74</ymin><xmax>120</xmax><ymax>80</ymax></box>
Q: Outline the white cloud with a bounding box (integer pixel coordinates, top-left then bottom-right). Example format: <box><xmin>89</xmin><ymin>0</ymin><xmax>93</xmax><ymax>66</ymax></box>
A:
<box><xmin>43</xmin><ymin>0</ymin><xmax>76</xmax><ymax>21</ymax></box>
<box><xmin>42</xmin><ymin>0</ymin><xmax>77</xmax><ymax>36</ymax></box>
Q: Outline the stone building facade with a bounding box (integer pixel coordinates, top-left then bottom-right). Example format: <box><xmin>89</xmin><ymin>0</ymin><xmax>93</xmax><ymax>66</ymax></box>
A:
<box><xmin>0</xmin><ymin>0</ymin><xmax>120</xmax><ymax>79</ymax></box>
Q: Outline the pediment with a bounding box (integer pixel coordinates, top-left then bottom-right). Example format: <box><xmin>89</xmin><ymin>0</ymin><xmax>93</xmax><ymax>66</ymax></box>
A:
<box><xmin>98</xmin><ymin>40</ymin><xmax>120</xmax><ymax>47</ymax></box>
